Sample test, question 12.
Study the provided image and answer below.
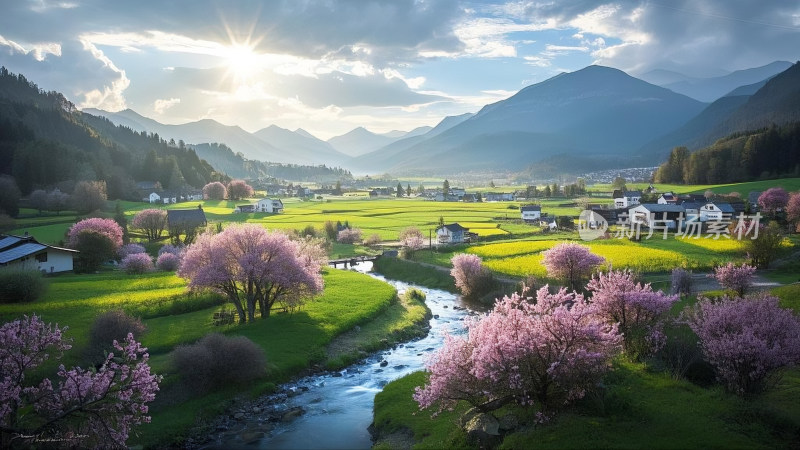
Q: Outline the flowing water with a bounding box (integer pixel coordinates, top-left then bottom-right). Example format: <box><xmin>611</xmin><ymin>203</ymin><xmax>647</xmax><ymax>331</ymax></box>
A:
<box><xmin>200</xmin><ymin>262</ymin><xmax>481</xmax><ymax>449</ymax></box>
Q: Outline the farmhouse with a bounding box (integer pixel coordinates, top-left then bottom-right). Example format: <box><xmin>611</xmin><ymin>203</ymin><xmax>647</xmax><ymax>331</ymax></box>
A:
<box><xmin>256</xmin><ymin>198</ymin><xmax>284</xmax><ymax>213</ymax></box>
<box><xmin>628</xmin><ymin>204</ymin><xmax>686</xmax><ymax>229</ymax></box>
<box><xmin>520</xmin><ymin>205</ymin><xmax>542</xmax><ymax>222</ymax></box>
<box><xmin>146</xmin><ymin>192</ymin><xmax>161</xmax><ymax>203</ymax></box>
<box><xmin>657</xmin><ymin>192</ymin><xmax>678</xmax><ymax>204</ymax></box>
<box><xmin>540</xmin><ymin>216</ymin><xmax>558</xmax><ymax>230</ymax></box>
<box><xmin>235</xmin><ymin>204</ymin><xmax>256</xmax><ymax>213</ymax></box>
<box><xmin>699</xmin><ymin>202</ymin><xmax>735</xmax><ymax>222</ymax></box>
<box><xmin>0</xmin><ymin>233</ymin><xmax>78</xmax><ymax>273</ymax></box>
<box><xmin>485</xmin><ymin>192</ymin><xmax>515</xmax><ymax>202</ymax></box>
<box><xmin>167</xmin><ymin>206</ymin><xmax>207</xmax><ymax>230</ymax></box>
<box><xmin>436</xmin><ymin>223</ymin><xmax>469</xmax><ymax>244</ymax></box>
<box><xmin>613</xmin><ymin>190</ymin><xmax>642</xmax><ymax>208</ymax></box>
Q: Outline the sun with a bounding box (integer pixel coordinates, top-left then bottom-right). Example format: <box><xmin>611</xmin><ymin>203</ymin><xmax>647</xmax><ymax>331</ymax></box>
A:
<box><xmin>223</xmin><ymin>43</ymin><xmax>261</xmax><ymax>85</ymax></box>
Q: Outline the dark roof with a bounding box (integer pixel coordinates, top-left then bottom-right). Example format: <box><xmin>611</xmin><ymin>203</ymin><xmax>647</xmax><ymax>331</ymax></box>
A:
<box><xmin>635</xmin><ymin>204</ymin><xmax>686</xmax><ymax>213</ymax></box>
<box><xmin>748</xmin><ymin>191</ymin><xmax>762</xmax><ymax>204</ymax></box>
<box><xmin>437</xmin><ymin>223</ymin><xmax>468</xmax><ymax>232</ymax></box>
<box><xmin>520</xmin><ymin>205</ymin><xmax>541</xmax><ymax>212</ymax></box>
<box><xmin>0</xmin><ymin>234</ymin><xmax>77</xmax><ymax>265</ymax></box>
<box><xmin>167</xmin><ymin>208</ymin><xmax>207</xmax><ymax>228</ymax></box>
<box><xmin>714</xmin><ymin>203</ymin><xmax>736</xmax><ymax>214</ymax></box>
<box><xmin>682</xmin><ymin>202</ymin><xmax>702</xmax><ymax>210</ymax></box>
<box><xmin>623</xmin><ymin>190</ymin><xmax>643</xmax><ymax>197</ymax></box>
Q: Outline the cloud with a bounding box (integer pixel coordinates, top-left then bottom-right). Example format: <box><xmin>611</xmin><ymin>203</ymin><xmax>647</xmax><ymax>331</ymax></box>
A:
<box><xmin>153</xmin><ymin>97</ymin><xmax>181</xmax><ymax>114</ymax></box>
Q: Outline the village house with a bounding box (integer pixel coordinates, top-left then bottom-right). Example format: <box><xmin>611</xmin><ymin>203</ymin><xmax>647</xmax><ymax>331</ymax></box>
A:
<box><xmin>436</xmin><ymin>223</ymin><xmax>469</xmax><ymax>244</ymax></box>
<box><xmin>485</xmin><ymin>192</ymin><xmax>515</xmax><ymax>202</ymax></box>
<box><xmin>0</xmin><ymin>233</ymin><xmax>78</xmax><ymax>273</ymax></box>
<box><xmin>161</xmin><ymin>192</ymin><xmax>178</xmax><ymax>204</ymax></box>
<box><xmin>540</xmin><ymin>216</ymin><xmax>558</xmax><ymax>231</ymax></box>
<box><xmin>167</xmin><ymin>206</ymin><xmax>207</xmax><ymax>231</ymax></box>
<box><xmin>520</xmin><ymin>205</ymin><xmax>542</xmax><ymax>223</ymax></box>
<box><xmin>657</xmin><ymin>192</ymin><xmax>678</xmax><ymax>204</ymax></box>
<box><xmin>628</xmin><ymin>204</ymin><xmax>686</xmax><ymax>229</ymax></box>
<box><xmin>146</xmin><ymin>192</ymin><xmax>161</xmax><ymax>203</ymax></box>
<box><xmin>461</xmin><ymin>193</ymin><xmax>478</xmax><ymax>203</ymax></box>
<box><xmin>613</xmin><ymin>190</ymin><xmax>642</xmax><ymax>208</ymax></box>
<box><xmin>256</xmin><ymin>198</ymin><xmax>284</xmax><ymax>213</ymax></box>
<box><xmin>699</xmin><ymin>202</ymin><xmax>735</xmax><ymax>222</ymax></box>
<box><xmin>235</xmin><ymin>204</ymin><xmax>256</xmax><ymax>213</ymax></box>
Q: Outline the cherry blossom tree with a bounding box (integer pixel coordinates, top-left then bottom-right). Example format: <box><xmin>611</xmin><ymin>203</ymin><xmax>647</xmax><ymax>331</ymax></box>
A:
<box><xmin>67</xmin><ymin>218</ymin><xmax>124</xmax><ymax>250</ymax></box>
<box><xmin>226</xmin><ymin>179</ymin><xmax>254</xmax><ymax>201</ymax></box>
<box><xmin>68</xmin><ymin>218</ymin><xmax>124</xmax><ymax>272</ymax></box>
<box><xmin>758</xmin><ymin>187</ymin><xmax>789</xmax><ymax>216</ymax></box>
<box><xmin>587</xmin><ymin>270</ymin><xmax>679</xmax><ymax>359</ymax></box>
<box><xmin>202</xmin><ymin>181</ymin><xmax>227</xmax><ymax>200</ymax></box>
<box><xmin>131</xmin><ymin>208</ymin><xmax>168</xmax><ymax>241</ymax></box>
<box><xmin>0</xmin><ymin>315</ymin><xmax>160</xmax><ymax>448</ymax></box>
<box><xmin>542</xmin><ymin>242</ymin><xmax>605</xmax><ymax>291</ymax></box>
<box><xmin>787</xmin><ymin>192</ymin><xmax>800</xmax><ymax>231</ymax></box>
<box><xmin>399</xmin><ymin>226</ymin><xmax>425</xmax><ymax>257</ymax></box>
<box><xmin>684</xmin><ymin>294</ymin><xmax>800</xmax><ymax>395</ymax></box>
<box><xmin>450</xmin><ymin>253</ymin><xmax>494</xmax><ymax>299</ymax></box>
<box><xmin>178</xmin><ymin>224</ymin><xmax>324</xmax><ymax>323</ymax></box>
<box><xmin>156</xmin><ymin>252</ymin><xmax>181</xmax><ymax>271</ymax></box>
<box><xmin>711</xmin><ymin>262</ymin><xmax>756</xmax><ymax>297</ymax></box>
<box><xmin>414</xmin><ymin>286</ymin><xmax>620</xmax><ymax>416</ymax></box>
<box><xmin>337</xmin><ymin>227</ymin><xmax>362</xmax><ymax>244</ymax></box>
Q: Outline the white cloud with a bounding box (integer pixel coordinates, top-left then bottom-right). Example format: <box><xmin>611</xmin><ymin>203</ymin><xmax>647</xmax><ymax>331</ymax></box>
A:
<box><xmin>76</xmin><ymin>39</ymin><xmax>129</xmax><ymax>111</ymax></box>
<box><xmin>0</xmin><ymin>35</ymin><xmax>61</xmax><ymax>61</ymax></box>
<box><xmin>153</xmin><ymin>97</ymin><xmax>180</xmax><ymax>114</ymax></box>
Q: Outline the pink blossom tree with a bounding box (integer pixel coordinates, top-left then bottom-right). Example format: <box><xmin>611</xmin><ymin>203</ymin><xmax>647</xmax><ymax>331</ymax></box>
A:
<box><xmin>67</xmin><ymin>218</ymin><xmax>124</xmax><ymax>272</ymax></box>
<box><xmin>542</xmin><ymin>242</ymin><xmax>605</xmax><ymax>291</ymax></box>
<box><xmin>587</xmin><ymin>270</ymin><xmax>679</xmax><ymax>359</ymax></box>
<box><xmin>336</xmin><ymin>227</ymin><xmax>362</xmax><ymax>244</ymax></box>
<box><xmin>711</xmin><ymin>262</ymin><xmax>756</xmax><ymax>297</ymax></box>
<box><xmin>684</xmin><ymin>294</ymin><xmax>800</xmax><ymax>395</ymax></box>
<box><xmin>178</xmin><ymin>224</ymin><xmax>324</xmax><ymax>323</ymax></box>
<box><xmin>787</xmin><ymin>192</ymin><xmax>800</xmax><ymax>231</ymax></box>
<box><xmin>414</xmin><ymin>286</ymin><xmax>620</xmax><ymax>416</ymax></box>
<box><xmin>399</xmin><ymin>226</ymin><xmax>425</xmax><ymax>257</ymax></box>
<box><xmin>0</xmin><ymin>315</ymin><xmax>160</xmax><ymax>448</ymax></box>
<box><xmin>758</xmin><ymin>187</ymin><xmax>789</xmax><ymax>216</ymax></box>
<box><xmin>202</xmin><ymin>181</ymin><xmax>227</xmax><ymax>200</ymax></box>
<box><xmin>67</xmin><ymin>217</ymin><xmax>124</xmax><ymax>250</ymax></box>
<box><xmin>131</xmin><ymin>208</ymin><xmax>168</xmax><ymax>241</ymax></box>
<box><xmin>450</xmin><ymin>253</ymin><xmax>494</xmax><ymax>299</ymax></box>
<box><xmin>226</xmin><ymin>179</ymin><xmax>254</xmax><ymax>201</ymax></box>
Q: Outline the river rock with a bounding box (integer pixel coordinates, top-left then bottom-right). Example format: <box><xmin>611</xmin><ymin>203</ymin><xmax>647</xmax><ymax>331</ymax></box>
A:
<box><xmin>233</xmin><ymin>412</ymin><xmax>245</xmax><ymax>420</ymax></box>
<box><xmin>393</xmin><ymin>364</ymin><xmax>407</xmax><ymax>370</ymax></box>
<box><xmin>433</xmin><ymin>314</ymin><xmax>440</xmax><ymax>319</ymax></box>
<box><xmin>464</xmin><ymin>412</ymin><xmax>501</xmax><ymax>447</ymax></box>
<box><xmin>379</xmin><ymin>360</ymin><xmax>389</xmax><ymax>367</ymax></box>
<box><xmin>252</xmin><ymin>407</ymin><xmax>261</xmax><ymax>414</ymax></box>
<box><xmin>332</xmin><ymin>371</ymin><xmax>343</xmax><ymax>377</ymax></box>
<box><xmin>239</xmin><ymin>431</ymin><xmax>265</xmax><ymax>444</ymax></box>
<box><xmin>281</xmin><ymin>407</ymin><xmax>305</xmax><ymax>422</ymax></box>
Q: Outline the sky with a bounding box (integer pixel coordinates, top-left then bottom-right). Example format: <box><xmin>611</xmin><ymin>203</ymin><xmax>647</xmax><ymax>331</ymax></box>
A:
<box><xmin>0</xmin><ymin>0</ymin><xmax>798</xmax><ymax>140</ymax></box>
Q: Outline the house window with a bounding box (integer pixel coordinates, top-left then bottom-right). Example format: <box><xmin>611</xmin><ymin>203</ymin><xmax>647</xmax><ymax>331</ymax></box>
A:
<box><xmin>36</xmin><ymin>253</ymin><xmax>48</xmax><ymax>263</ymax></box>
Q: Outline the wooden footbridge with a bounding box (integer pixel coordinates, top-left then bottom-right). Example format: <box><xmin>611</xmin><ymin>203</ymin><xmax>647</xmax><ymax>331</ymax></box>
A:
<box><xmin>327</xmin><ymin>255</ymin><xmax>381</xmax><ymax>268</ymax></box>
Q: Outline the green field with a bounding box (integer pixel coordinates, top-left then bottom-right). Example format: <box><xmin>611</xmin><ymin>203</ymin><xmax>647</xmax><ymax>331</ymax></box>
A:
<box><xmin>590</xmin><ymin>177</ymin><xmax>800</xmax><ymax>195</ymax></box>
<box><xmin>0</xmin><ymin>268</ymin><xmax>410</xmax><ymax>447</ymax></box>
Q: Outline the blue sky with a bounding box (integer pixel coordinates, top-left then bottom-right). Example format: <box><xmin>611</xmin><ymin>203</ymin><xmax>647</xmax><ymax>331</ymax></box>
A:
<box><xmin>1</xmin><ymin>0</ymin><xmax>798</xmax><ymax>139</ymax></box>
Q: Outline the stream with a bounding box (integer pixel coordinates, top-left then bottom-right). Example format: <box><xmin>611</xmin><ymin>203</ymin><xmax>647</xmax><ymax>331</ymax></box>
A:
<box><xmin>198</xmin><ymin>262</ymin><xmax>482</xmax><ymax>449</ymax></box>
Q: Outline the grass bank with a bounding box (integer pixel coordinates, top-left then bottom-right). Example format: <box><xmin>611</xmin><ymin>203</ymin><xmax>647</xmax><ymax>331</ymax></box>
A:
<box><xmin>372</xmin><ymin>256</ymin><xmax>457</xmax><ymax>292</ymax></box>
<box><xmin>371</xmin><ymin>285</ymin><xmax>800</xmax><ymax>449</ymax></box>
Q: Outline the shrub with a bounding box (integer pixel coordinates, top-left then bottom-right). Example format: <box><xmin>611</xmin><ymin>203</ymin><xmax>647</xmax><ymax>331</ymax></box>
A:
<box><xmin>299</xmin><ymin>224</ymin><xmax>319</xmax><ymax>238</ymax></box>
<box><xmin>118</xmin><ymin>243</ymin><xmax>146</xmax><ymax>259</ymax></box>
<box><xmin>364</xmin><ymin>233</ymin><xmax>382</xmax><ymax>247</ymax></box>
<box><xmin>171</xmin><ymin>333</ymin><xmax>267</xmax><ymax>392</ymax></box>
<box><xmin>450</xmin><ymin>253</ymin><xmax>494</xmax><ymax>299</ymax></box>
<box><xmin>156</xmin><ymin>252</ymin><xmax>181</xmax><ymax>271</ymax></box>
<box><xmin>337</xmin><ymin>227</ymin><xmax>362</xmax><ymax>244</ymax></box>
<box><xmin>670</xmin><ymin>267</ymin><xmax>693</xmax><ymax>297</ymax></box>
<box><xmin>86</xmin><ymin>309</ymin><xmax>147</xmax><ymax>364</ymax></box>
<box><xmin>742</xmin><ymin>222</ymin><xmax>784</xmax><ymax>268</ymax></box>
<box><xmin>0</xmin><ymin>269</ymin><xmax>48</xmax><ymax>303</ymax></box>
<box><xmin>542</xmin><ymin>242</ymin><xmax>604</xmax><ymax>291</ymax></box>
<box><xmin>158</xmin><ymin>243</ymin><xmax>184</xmax><ymax>256</ymax></box>
<box><xmin>684</xmin><ymin>294</ymin><xmax>800</xmax><ymax>395</ymax></box>
<box><xmin>67</xmin><ymin>217</ymin><xmax>124</xmax><ymax>250</ymax></box>
<box><xmin>711</xmin><ymin>262</ymin><xmax>756</xmax><ymax>297</ymax></box>
<box><xmin>323</xmin><ymin>221</ymin><xmax>338</xmax><ymax>240</ymax></box>
<box><xmin>71</xmin><ymin>231</ymin><xmax>118</xmax><ymax>273</ymax></box>
<box><xmin>120</xmin><ymin>252</ymin><xmax>154</xmax><ymax>274</ymax></box>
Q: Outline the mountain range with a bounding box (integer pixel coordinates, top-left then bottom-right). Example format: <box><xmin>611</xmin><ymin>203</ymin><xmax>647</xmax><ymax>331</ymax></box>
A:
<box><xmin>69</xmin><ymin>60</ymin><xmax>800</xmax><ymax>176</ymax></box>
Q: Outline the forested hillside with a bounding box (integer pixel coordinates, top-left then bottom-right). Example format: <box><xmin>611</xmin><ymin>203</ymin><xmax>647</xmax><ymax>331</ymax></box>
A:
<box><xmin>0</xmin><ymin>67</ymin><xmax>224</xmax><ymax>198</ymax></box>
<box><xmin>655</xmin><ymin>122</ymin><xmax>800</xmax><ymax>184</ymax></box>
